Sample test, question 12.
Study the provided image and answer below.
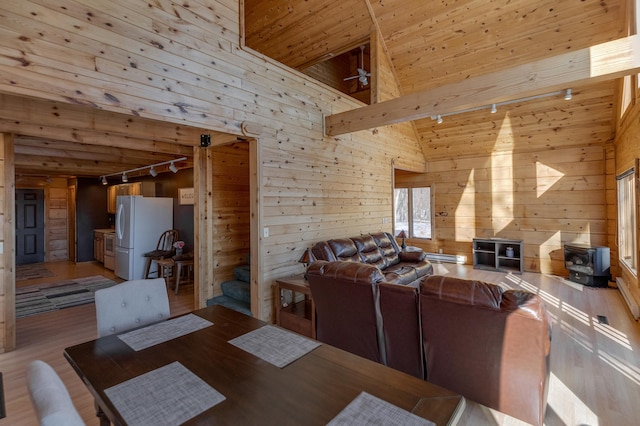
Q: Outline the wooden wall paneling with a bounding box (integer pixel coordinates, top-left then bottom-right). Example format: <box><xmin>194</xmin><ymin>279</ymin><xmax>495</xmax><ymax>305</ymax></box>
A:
<box><xmin>0</xmin><ymin>133</ymin><xmax>15</xmax><ymax>352</ymax></box>
<box><xmin>194</xmin><ymin>145</ymin><xmax>214</xmax><ymax>309</ymax></box>
<box><xmin>0</xmin><ymin>0</ymin><xmax>430</xmax><ymax>323</ymax></box>
<box><xmin>210</xmin><ymin>142</ymin><xmax>250</xmax><ymax>299</ymax></box>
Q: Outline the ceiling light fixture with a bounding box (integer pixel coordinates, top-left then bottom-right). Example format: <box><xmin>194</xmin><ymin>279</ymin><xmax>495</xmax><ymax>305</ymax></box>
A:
<box><xmin>100</xmin><ymin>157</ymin><xmax>187</xmax><ymax>183</ymax></box>
<box><xmin>430</xmin><ymin>89</ymin><xmax>572</xmax><ymax>123</ymax></box>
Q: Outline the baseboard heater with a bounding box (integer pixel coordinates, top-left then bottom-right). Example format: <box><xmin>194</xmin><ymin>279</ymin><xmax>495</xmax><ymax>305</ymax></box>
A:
<box><xmin>424</xmin><ymin>252</ymin><xmax>466</xmax><ymax>264</ymax></box>
<box><xmin>616</xmin><ymin>277</ymin><xmax>640</xmax><ymax>320</ymax></box>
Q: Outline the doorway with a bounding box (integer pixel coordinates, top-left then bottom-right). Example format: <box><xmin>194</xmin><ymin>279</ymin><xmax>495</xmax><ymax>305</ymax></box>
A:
<box><xmin>15</xmin><ymin>189</ymin><xmax>45</xmax><ymax>265</ymax></box>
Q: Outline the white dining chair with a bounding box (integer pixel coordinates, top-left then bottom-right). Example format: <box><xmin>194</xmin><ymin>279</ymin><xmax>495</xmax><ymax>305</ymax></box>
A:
<box><xmin>95</xmin><ymin>278</ymin><xmax>170</xmax><ymax>337</ymax></box>
<box><xmin>26</xmin><ymin>360</ymin><xmax>85</xmax><ymax>426</ymax></box>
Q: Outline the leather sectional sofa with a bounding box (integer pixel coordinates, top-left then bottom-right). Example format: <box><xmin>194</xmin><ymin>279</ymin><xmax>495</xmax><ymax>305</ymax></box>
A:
<box><xmin>310</xmin><ymin>232</ymin><xmax>433</xmax><ymax>285</ymax></box>
<box><xmin>306</xmin><ymin>260</ymin><xmax>552</xmax><ymax>426</ymax></box>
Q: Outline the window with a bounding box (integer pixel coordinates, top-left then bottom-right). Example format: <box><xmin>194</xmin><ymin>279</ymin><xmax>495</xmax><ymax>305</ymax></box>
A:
<box><xmin>617</xmin><ymin>168</ymin><xmax>637</xmax><ymax>274</ymax></box>
<box><xmin>394</xmin><ymin>186</ymin><xmax>432</xmax><ymax>239</ymax></box>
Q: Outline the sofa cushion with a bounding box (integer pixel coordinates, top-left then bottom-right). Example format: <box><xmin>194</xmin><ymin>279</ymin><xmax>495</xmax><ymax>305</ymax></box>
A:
<box><xmin>327</xmin><ymin>238</ymin><xmax>361</xmax><ymax>262</ymax></box>
<box><xmin>382</xmin><ymin>264</ymin><xmax>419</xmax><ymax>285</ymax></box>
<box><xmin>352</xmin><ymin>235</ymin><xmax>386</xmax><ymax>269</ymax></box>
<box><xmin>371</xmin><ymin>232</ymin><xmax>400</xmax><ymax>267</ymax></box>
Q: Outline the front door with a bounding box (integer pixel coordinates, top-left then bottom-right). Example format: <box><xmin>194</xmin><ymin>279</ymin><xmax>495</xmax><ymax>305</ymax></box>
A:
<box><xmin>15</xmin><ymin>189</ymin><xmax>45</xmax><ymax>264</ymax></box>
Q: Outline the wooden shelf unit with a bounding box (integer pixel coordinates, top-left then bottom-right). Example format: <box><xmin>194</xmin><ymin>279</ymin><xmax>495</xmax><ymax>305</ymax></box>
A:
<box><xmin>473</xmin><ymin>238</ymin><xmax>524</xmax><ymax>274</ymax></box>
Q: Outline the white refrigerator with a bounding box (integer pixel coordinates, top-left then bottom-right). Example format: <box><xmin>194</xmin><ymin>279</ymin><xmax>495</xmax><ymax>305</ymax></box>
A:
<box><xmin>115</xmin><ymin>195</ymin><xmax>174</xmax><ymax>280</ymax></box>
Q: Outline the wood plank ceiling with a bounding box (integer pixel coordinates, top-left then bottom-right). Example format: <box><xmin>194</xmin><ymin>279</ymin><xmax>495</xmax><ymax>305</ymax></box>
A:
<box><xmin>2</xmin><ymin>92</ymin><xmax>236</xmax><ymax>179</ymax></box>
<box><xmin>245</xmin><ymin>0</ymin><xmax>628</xmax><ymax>155</ymax></box>
<box><xmin>2</xmin><ymin>0</ymin><xmax>629</xmax><ymax>177</ymax></box>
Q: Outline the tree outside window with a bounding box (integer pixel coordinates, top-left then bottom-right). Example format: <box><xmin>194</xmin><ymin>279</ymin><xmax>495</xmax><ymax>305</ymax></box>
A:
<box><xmin>394</xmin><ymin>187</ymin><xmax>432</xmax><ymax>239</ymax></box>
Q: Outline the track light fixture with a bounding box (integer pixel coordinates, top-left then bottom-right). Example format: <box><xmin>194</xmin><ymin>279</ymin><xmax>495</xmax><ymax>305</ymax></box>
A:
<box><xmin>98</xmin><ymin>157</ymin><xmax>187</xmax><ymax>185</ymax></box>
<box><xmin>430</xmin><ymin>89</ymin><xmax>573</xmax><ymax>123</ymax></box>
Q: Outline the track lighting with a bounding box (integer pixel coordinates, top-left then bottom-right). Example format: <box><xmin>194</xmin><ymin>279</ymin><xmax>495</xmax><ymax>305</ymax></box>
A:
<box><xmin>564</xmin><ymin>89</ymin><xmax>572</xmax><ymax>100</ymax></box>
<box><xmin>100</xmin><ymin>157</ymin><xmax>187</xmax><ymax>183</ymax></box>
<box><xmin>431</xmin><ymin>89</ymin><xmax>573</xmax><ymax>123</ymax></box>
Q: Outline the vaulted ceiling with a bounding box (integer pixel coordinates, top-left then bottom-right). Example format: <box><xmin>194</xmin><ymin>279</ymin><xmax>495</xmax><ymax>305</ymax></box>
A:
<box><xmin>3</xmin><ymin>0</ymin><xmax>632</xmax><ymax>178</ymax></box>
<box><xmin>245</xmin><ymin>0</ymin><xmax>629</xmax><ymax>156</ymax></box>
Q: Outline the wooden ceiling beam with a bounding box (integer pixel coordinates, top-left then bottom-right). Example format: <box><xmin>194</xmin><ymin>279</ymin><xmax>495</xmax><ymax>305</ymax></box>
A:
<box><xmin>0</xmin><ymin>93</ymin><xmax>213</xmax><ymax>146</ymax></box>
<box><xmin>1</xmin><ymin>119</ymin><xmax>193</xmax><ymax>156</ymax></box>
<box><xmin>325</xmin><ymin>34</ymin><xmax>640</xmax><ymax>136</ymax></box>
<box><xmin>14</xmin><ymin>138</ymin><xmax>182</xmax><ymax>164</ymax></box>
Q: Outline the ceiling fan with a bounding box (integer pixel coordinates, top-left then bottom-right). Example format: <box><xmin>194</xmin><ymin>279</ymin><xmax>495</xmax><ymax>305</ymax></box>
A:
<box><xmin>344</xmin><ymin>45</ymin><xmax>371</xmax><ymax>86</ymax></box>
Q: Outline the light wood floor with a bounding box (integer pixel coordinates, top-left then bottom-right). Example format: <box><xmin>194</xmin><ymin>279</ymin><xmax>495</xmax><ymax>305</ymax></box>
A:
<box><xmin>1</xmin><ymin>262</ymin><xmax>639</xmax><ymax>425</ymax></box>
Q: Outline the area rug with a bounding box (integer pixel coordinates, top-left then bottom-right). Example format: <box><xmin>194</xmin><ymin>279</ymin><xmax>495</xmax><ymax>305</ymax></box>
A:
<box><xmin>16</xmin><ymin>263</ymin><xmax>55</xmax><ymax>281</ymax></box>
<box><xmin>16</xmin><ymin>275</ymin><xmax>118</xmax><ymax>318</ymax></box>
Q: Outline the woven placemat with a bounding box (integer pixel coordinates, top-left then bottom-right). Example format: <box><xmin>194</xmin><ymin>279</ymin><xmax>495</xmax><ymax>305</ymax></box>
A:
<box><xmin>228</xmin><ymin>325</ymin><xmax>320</xmax><ymax>368</ymax></box>
<box><xmin>105</xmin><ymin>361</ymin><xmax>224</xmax><ymax>426</ymax></box>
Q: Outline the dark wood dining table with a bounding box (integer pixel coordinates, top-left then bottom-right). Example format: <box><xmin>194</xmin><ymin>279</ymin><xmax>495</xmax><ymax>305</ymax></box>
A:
<box><xmin>64</xmin><ymin>305</ymin><xmax>465</xmax><ymax>425</ymax></box>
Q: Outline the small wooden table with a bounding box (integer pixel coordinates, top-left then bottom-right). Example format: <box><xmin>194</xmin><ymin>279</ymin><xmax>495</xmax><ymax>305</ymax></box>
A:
<box><xmin>275</xmin><ymin>274</ymin><xmax>315</xmax><ymax>338</ymax></box>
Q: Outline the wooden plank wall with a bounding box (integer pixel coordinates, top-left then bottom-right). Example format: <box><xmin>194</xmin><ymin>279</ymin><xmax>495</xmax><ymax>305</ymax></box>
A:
<box><xmin>0</xmin><ymin>0</ymin><xmax>427</xmax><ymax>325</ymax></box>
<box><xmin>211</xmin><ymin>142</ymin><xmax>250</xmax><ymax>297</ymax></box>
<box><xmin>398</xmin><ymin>80</ymin><xmax>616</xmax><ymax>275</ymax></box>
<box><xmin>0</xmin><ymin>134</ymin><xmax>15</xmax><ymax>351</ymax></box>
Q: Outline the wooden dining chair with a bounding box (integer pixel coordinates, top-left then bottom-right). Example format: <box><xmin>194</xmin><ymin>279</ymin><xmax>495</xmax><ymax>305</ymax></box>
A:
<box><xmin>26</xmin><ymin>360</ymin><xmax>85</xmax><ymax>426</ymax></box>
<box><xmin>143</xmin><ymin>229</ymin><xmax>178</xmax><ymax>279</ymax></box>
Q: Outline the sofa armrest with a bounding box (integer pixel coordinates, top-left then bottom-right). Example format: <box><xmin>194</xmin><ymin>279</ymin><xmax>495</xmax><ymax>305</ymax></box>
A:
<box><xmin>398</xmin><ymin>248</ymin><xmax>426</xmax><ymax>262</ymax></box>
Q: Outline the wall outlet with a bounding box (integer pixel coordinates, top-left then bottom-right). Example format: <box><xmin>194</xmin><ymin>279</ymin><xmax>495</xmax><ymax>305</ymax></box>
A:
<box><xmin>438</xmin><ymin>248</ymin><xmax>443</xmax><ymax>254</ymax></box>
<box><xmin>382</xmin><ymin>217</ymin><xmax>389</xmax><ymax>224</ymax></box>
<box><xmin>263</xmin><ymin>227</ymin><xmax>269</xmax><ymax>238</ymax></box>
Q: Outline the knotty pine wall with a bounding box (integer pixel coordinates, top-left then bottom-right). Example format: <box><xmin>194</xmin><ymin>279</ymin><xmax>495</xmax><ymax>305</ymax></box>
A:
<box><xmin>0</xmin><ymin>0</ymin><xmax>425</xmax><ymax>336</ymax></box>
<box><xmin>399</xmin><ymin>80</ymin><xmax>616</xmax><ymax>276</ymax></box>
<box><xmin>211</xmin><ymin>142</ymin><xmax>250</xmax><ymax>295</ymax></box>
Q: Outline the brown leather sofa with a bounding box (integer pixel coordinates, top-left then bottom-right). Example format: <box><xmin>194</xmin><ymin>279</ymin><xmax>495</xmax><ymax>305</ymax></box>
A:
<box><xmin>310</xmin><ymin>232</ymin><xmax>433</xmax><ymax>286</ymax></box>
<box><xmin>306</xmin><ymin>260</ymin><xmax>551</xmax><ymax>426</ymax></box>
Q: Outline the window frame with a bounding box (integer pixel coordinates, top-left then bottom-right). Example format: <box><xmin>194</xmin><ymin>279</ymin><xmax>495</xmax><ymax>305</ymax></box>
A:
<box><xmin>393</xmin><ymin>185</ymin><xmax>433</xmax><ymax>240</ymax></box>
<box><xmin>617</xmin><ymin>164</ymin><xmax>638</xmax><ymax>276</ymax></box>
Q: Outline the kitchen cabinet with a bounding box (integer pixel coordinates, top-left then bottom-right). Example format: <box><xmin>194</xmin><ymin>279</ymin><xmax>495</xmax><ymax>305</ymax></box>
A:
<box><xmin>94</xmin><ymin>229</ymin><xmax>115</xmax><ymax>265</ymax></box>
<box><xmin>103</xmin><ymin>233</ymin><xmax>115</xmax><ymax>270</ymax></box>
<box><xmin>107</xmin><ymin>182</ymin><xmax>156</xmax><ymax>213</ymax></box>
<box><xmin>94</xmin><ymin>231</ymin><xmax>104</xmax><ymax>263</ymax></box>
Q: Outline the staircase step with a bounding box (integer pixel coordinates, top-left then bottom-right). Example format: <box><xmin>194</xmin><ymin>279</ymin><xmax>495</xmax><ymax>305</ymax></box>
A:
<box><xmin>233</xmin><ymin>265</ymin><xmax>251</xmax><ymax>283</ymax></box>
<box><xmin>206</xmin><ymin>295</ymin><xmax>251</xmax><ymax>316</ymax></box>
<box><xmin>221</xmin><ymin>280</ymin><xmax>250</xmax><ymax>303</ymax></box>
